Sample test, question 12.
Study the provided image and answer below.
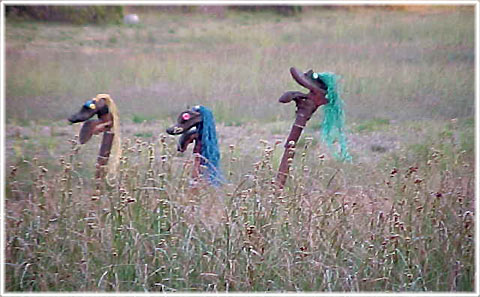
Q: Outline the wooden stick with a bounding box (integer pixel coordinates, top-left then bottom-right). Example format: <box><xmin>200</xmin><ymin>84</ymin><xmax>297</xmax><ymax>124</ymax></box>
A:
<box><xmin>276</xmin><ymin>67</ymin><xmax>328</xmax><ymax>188</ymax></box>
<box><xmin>95</xmin><ymin>113</ymin><xmax>114</xmax><ymax>179</ymax></box>
<box><xmin>96</xmin><ymin>131</ymin><xmax>114</xmax><ymax>179</ymax></box>
<box><xmin>192</xmin><ymin>139</ymin><xmax>202</xmax><ymax>179</ymax></box>
<box><xmin>276</xmin><ymin>100</ymin><xmax>316</xmax><ymax>187</ymax></box>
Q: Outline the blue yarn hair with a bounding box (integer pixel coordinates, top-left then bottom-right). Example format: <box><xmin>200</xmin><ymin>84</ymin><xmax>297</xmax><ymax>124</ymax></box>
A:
<box><xmin>196</xmin><ymin>106</ymin><xmax>223</xmax><ymax>184</ymax></box>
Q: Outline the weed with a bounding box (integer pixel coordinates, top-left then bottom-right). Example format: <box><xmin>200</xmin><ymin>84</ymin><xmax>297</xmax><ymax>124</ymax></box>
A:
<box><xmin>134</xmin><ymin>131</ymin><xmax>154</xmax><ymax>138</ymax></box>
<box><xmin>132</xmin><ymin>114</ymin><xmax>155</xmax><ymax>124</ymax></box>
<box><xmin>108</xmin><ymin>35</ymin><xmax>117</xmax><ymax>44</ymax></box>
<box><xmin>356</xmin><ymin>118</ymin><xmax>391</xmax><ymax>133</ymax></box>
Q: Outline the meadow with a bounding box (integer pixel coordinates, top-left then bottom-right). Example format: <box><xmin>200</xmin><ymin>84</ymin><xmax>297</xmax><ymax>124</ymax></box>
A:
<box><xmin>4</xmin><ymin>6</ymin><xmax>476</xmax><ymax>292</ymax></box>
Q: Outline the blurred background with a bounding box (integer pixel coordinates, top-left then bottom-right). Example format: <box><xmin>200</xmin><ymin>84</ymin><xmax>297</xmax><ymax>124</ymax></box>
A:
<box><xmin>4</xmin><ymin>4</ymin><xmax>475</xmax><ymax>173</ymax></box>
<box><xmin>5</xmin><ymin>5</ymin><xmax>474</xmax><ymax>126</ymax></box>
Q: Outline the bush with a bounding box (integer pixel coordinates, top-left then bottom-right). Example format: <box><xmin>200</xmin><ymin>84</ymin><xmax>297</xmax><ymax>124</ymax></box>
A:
<box><xmin>229</xmin><ymin>6</ymin><xmax>302</xmax><ymax>16</ymax></box>
<box><xmin>6</xmin><ymin>5</ymin><xmax>124</xmax><ymax>25</ymax></box>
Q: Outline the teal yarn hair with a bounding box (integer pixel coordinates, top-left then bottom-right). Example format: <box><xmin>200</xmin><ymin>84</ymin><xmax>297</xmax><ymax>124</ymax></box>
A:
<box><xmin>313</xmin><ymin>72</ymin><xmax>352</xmax><ymax>161</ymax></box>
<box><xmin>196</xmin><ymin>105</ymin><xmax>223</xmax><ymax>184</ymax></box>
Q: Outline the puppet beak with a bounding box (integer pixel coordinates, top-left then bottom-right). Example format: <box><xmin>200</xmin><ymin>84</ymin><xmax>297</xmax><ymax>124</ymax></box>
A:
<box><xmin>279</xmin><ymin>91</ymin><xmax>309</xmax><ymax>104</ymax></box>
<box><xmin>166</xmin><ymin>125</ymin><xmax>184</xmax><ymax>135</ymax></box>
<box><xmin>290</xmin><ymin>67</ymin><xmax>326</xmax><ymax>95</ymax></box>
<box><xmin>177</xmin><ymin>127</ymin><xmax>199</xmax><ymax>152</ymax></box>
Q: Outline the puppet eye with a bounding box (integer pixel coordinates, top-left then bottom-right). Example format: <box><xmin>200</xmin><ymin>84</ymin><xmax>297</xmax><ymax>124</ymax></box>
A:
<box><xmin>312</xmin><ymin>72</ymin><xmax>319</xmax><ymax>80</ymax></box>
<box><xmin>182</xmin><ymin>113</ymin><xmax>191</xmax><ymax>121</ymax></box>
<box><xmin>84</xmin><ymin>100</ymin><xmax>96</xmax><ymax>109</ymax></box>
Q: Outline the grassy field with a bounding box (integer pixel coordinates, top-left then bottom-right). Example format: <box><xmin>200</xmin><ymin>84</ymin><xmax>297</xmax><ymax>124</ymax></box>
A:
<box><xmin>4</xmin><ymin>6</ymin><xmax>476</xmax><ymax>292</ymax></box>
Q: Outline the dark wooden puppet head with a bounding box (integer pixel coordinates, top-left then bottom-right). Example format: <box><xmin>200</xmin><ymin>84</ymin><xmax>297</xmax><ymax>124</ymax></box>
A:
<box><xmin>68</xmin><ymin>94</ymin><xmax>121</xmax><ymax>179</ymax></box>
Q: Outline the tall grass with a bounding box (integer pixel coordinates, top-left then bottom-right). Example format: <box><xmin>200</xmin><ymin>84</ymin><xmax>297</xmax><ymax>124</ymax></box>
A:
<box><xmin>5</xmin><ymin>119</ymin><xmax>474</xmax><ymax>292</ymax></box>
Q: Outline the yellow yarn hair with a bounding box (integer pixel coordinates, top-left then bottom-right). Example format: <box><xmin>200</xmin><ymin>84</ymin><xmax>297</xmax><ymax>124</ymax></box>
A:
<box><xmin>95</xmin><ymin>94</ymin><xmax>121</xmax><ymax>179</ymax></box>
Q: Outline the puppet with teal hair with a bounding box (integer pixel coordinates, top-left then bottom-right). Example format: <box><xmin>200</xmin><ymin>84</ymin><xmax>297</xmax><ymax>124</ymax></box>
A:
<box><xmin>276</xmin><ymin>67</ymin><xmax>351</xmax><ymax>187</ymax></box>
<box><xmin>166</xmin><ymin>105</ymin><xmax>223</xmax><ymax>185</ymax></box>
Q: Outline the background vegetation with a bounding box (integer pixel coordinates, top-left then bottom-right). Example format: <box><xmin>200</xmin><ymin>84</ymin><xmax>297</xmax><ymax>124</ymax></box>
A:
<box><xmin>6</xmin><ymin>5</ymin><xmax>124</xmax><ymax>25</ymax></box>
<box><xmin>4</xmin><ymin>5</ymin><xmax>475</xmax><ymax>292</ymax></box>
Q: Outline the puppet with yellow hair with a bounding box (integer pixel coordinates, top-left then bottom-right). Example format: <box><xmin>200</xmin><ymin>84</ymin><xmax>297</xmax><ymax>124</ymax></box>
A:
<box><xmin>68</xmin><ymin>94</ymin><xmax>121</xmax><ymax>180</ymax></box>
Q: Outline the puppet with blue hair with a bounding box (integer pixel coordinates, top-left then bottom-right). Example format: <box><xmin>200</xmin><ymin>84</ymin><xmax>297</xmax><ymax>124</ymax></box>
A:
<box><xmin>166</xmin><ymin>105</ymin><xmax>223</xmax><ymax>185</ymax></box>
